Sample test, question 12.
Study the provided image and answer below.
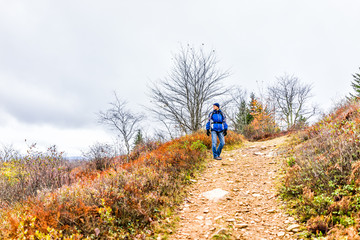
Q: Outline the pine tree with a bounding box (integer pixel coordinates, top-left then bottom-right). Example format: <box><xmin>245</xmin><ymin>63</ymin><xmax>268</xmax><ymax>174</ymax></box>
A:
<box><xmin>233</xmin><ymin>99</ymin><xmax>252</xmax><ymax>133</ymax></box>
<box><xmin>133</xmin><ymin>129</ymin><xmax>144</xmax><ymax>148</ymax></box>
<box><xmin>350</xmin><ymin>67</ymin><xmax>360</xmax><ymax>99</ymax></box>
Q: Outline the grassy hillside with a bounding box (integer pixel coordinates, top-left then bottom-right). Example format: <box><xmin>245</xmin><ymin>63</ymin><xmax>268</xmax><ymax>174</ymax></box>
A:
<box><xmin>280</xmin><ymin>100</ymin><xmax>360</xmax><ymax>239</ymax></box>
<box><xmin>0</xmin><ymin>131</ymin><xmax>244</xmax><ymax>239</ymax></box>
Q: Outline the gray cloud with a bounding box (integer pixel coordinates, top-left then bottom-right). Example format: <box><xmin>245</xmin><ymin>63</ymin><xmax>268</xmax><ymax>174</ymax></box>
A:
<box><xmin>0</xmin><ymin>0</ymin><xmax>359</xmax><ymax>130</ymax></box>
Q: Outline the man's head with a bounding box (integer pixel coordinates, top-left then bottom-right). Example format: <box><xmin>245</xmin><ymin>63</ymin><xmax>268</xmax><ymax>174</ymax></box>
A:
<box><xmin>213</xmin><ymin>103</ymin><xmax>220</xmax><ymax>110</ymax></box>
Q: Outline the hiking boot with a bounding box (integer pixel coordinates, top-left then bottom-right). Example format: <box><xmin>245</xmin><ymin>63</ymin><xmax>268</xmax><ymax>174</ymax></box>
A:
<box><xmin>214</xmin><ymin>156</ymin><xmax>222</xmax><ymax>160</ymax></box>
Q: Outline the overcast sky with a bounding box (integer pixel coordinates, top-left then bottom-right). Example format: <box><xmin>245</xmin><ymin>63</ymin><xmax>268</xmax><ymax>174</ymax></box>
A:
<box><xmin>0</xmin><ymin>0</ymin><xmax>359</xmax><ymax>156</ymax></box>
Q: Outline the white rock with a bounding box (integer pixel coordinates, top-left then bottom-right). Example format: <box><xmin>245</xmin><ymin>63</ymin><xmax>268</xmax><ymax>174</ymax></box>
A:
<box><xmin>267</xmin><ymin>209</ymin><xmax>276</xmax><ymax>213</ymax></box>
<box><xmin>202</xmin><ymin>188</ymin><xmax>229</xmax><ymax>202</ymax></box>
<box><xmin>196</xmin><ymin>216</ymin><xmax>204</xmax><ymax>220</ymax></box>
<box><xmin>216</xmin><ymin>228</ymin><xmax>228</xmax><ymax>235</ymax></box>
<box><xmin>254</xmin><ymin>152</ymin><xmax>264</xmax><ymax>156</ymax></box>
<box><xmin>286</xmin><ymin>224</ymin><xmax>301</xmax><ymax>232</ymax></box>
<box><xmin>277</xmin><ymin>232</ymin><xmax>285</xmax><ymax>237</ymax></box>
<box><xmin>226</xmin><ymin>218</ymin><xmax>236</xmax><ymax>222</ymax></box>
<box><xmin>205</xmin><ymin>220</ymin><xmax>212</xmax><ymax>226</ymax></box>
<box><xmin>236</xmin><ymin>223</ymin><xmax>248</xmax><ymax>229</ymax></box>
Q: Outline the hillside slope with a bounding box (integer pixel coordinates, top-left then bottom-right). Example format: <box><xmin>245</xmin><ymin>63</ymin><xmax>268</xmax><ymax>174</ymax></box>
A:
<box><xmin>281</xmin><ymin>100</ymin><xmax>360</xmax><ymax>239</ymax></box>
<box><xmin>0</xmin><ymin>132</ymin><xmax>244</xmax><ymax>239</ymax></box>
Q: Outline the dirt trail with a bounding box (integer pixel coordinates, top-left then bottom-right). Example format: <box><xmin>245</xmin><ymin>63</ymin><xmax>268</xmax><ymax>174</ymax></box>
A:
<box><xmin>169</xmin><ymin>136</ymin><xmax>299</xmax><ymax>240</ymax></box>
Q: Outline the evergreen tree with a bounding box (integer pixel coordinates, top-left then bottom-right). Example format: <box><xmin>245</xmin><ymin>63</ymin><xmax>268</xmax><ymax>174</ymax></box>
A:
<box><xmin>233</xmin><ymin>99</ymin><xmax>252</xmax><ymax>133</ymax></box>
<box><xmin>350</xmin><ymin>67</ymin><xmax>360</xmax><ymax>99</ymax></box>
<box><xmin>229</xmin><ymin>88</ymin><xmax>253</xmax><ymax>134</ymax></box>
<box><xmin>133</xmin><ymin>129</ymin><xmax>144</xmax><ymax>148</ymax></box>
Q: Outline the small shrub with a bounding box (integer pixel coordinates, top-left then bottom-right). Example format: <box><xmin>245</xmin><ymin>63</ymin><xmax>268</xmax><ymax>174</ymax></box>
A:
<box><xmin>83</xmin><ymin>142</ymin><xmax>116</xmax><ymax>171</ymax></box>
<box><xmin>327</xmin><ymin>226</ymin><xmax>360</xmax><ymax>240</ymax></box>
<box><xmin>0</xmin><ymin>145</ymin><xmax>75</xmax><ymax>205</ymax></box>
<box><xmin>307</xmin><ymin>215</ymin><xmax>330</xmax><ymax>235</ymax></box>
<box><xmin>129</xmin><ymin>140</ymin><xmax>161</xmax><ymax>161</ymax></box>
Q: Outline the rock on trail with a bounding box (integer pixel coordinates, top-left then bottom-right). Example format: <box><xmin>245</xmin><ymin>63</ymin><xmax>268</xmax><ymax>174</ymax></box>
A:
<box><xmin>169</xmin><ymin>136</ymin><xmax>300</xmax><ymax>240</ymax></box>
<box><xmin>202</xmin><ymin>188</ymin><xmax>229</xmax><ymax>202</ymax></box>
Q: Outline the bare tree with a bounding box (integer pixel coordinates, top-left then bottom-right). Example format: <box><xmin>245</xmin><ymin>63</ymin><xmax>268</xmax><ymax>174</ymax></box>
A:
<box><xmin>148</xmin><ymin>45</ymin><xmax>230</xmax><ymax>135</ymax></box>
<box><xmin>83</xmin><ymin>142</ymin><xmax>116</xmax><ymax>170</ymax></box>
<box><xmin>268</xmin><ymin>74</ymin><xmax>316</xmax><ymax>130</ymax></box>
<box><xmin>0</xmin><ymin>144</ymin><xmax>20</xmax><ymax>162</ymax></box>
<box><xmin>99</xmin><ymin>93</ymin><xmax>144</xmax><ymax>156</ymax></box>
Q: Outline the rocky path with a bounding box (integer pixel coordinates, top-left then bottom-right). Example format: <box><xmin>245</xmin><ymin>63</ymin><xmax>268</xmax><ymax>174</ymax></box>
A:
<box><xmin>169</xmin><ymin>136</ymin><xmax>300</xmax><ymax>240</ymax></box>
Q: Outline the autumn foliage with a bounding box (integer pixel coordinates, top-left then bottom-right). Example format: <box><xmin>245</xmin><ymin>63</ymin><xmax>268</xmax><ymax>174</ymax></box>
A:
<box><xmin>0</xmin><ymin>131</ymin><xmax>243</xmax><ymax>239</ymax></box>
<box><xmin>243</xmin><ymin>98</ymin><xmax>280</xmax><ymax>140</ymax></box>
<box><xmin>280</xmin><ymin>100</ymin><xmax>360</xmax><ymax>238</ymax></box>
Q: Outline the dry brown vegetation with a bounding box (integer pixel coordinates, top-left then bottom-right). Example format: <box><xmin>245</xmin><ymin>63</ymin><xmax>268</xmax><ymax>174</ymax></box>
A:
<box><xmin>280</xmin><ymin>100</ymin><xmax>360</xmax><ymax>239</ymax></box>
<box><xmin>0</xmin><ymin>131</ymin><xmax>244</xmax><ymax>239</ymax></box>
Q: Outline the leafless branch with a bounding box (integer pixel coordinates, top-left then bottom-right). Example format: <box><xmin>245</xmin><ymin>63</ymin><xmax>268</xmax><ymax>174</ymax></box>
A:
<box><xmin>268</xmin><ymin>74</ymin><xmax>316</xmax><ymax>129</ymax></box>
<box><xmin>148</xmin><ymin>45</ymin><xmax>230</xmax><ymax>134</ymax></box>
<box><xmin>98</xmin><ymin>93</ymin><xmax>144</xmax><ymax>156</ymax></box>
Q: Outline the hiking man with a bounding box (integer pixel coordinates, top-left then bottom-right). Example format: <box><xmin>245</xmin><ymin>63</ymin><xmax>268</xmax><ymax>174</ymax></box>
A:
<box><xmin>206</xmin><ymin>103</ymin><xmax>228</xmax><ymax>160</ymax></box>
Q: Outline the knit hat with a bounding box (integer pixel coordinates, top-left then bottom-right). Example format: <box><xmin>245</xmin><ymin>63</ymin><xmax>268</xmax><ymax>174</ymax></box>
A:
<box><xmin>213</xmin><ymin>103</ymin><xmax>220</xmax><ymax>108</ymax></box>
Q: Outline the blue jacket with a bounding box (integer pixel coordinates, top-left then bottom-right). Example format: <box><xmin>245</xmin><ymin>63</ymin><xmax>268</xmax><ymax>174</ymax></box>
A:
<box><xmin>206</xmin><ymin>110</ymin><xmax>228</xmax><ymax>132</ymax></box>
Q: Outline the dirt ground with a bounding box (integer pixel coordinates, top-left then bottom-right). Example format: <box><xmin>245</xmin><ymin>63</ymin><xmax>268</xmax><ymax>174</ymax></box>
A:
<box><xmin>169</xmin><ymin>136</ymin><xmax>301</xmax><ymax>240</ymax></box>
